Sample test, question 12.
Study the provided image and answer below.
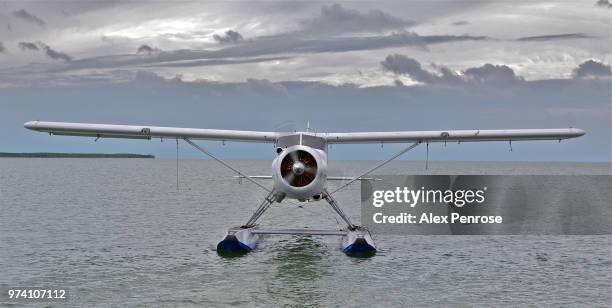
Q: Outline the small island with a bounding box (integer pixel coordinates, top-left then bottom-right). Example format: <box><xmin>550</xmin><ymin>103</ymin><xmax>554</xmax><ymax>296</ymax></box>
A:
<box><xmin>0</xmin><ymin>152</ymin><xmax>155</xmax><ymax>158</ymax></box>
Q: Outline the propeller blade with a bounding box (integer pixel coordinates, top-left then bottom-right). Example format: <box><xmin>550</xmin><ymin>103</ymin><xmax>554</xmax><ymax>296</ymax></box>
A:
<box><xmin>284</xmin><ymin>173</ymin><xmax>295</xmax><ymax>185</ymax></box>
<box><xmin>290</xmin><ymin>150</ymin><xmax>299</xmax><ymax>162</ymax></box>
<box><xmin>304</xmin><ymin>166</ymin><xmax>316</xmax><ymax>175</ymax></box>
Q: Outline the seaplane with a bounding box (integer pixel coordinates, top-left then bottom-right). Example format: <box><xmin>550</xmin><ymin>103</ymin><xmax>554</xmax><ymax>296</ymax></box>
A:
<box><xmin>24</xmin><ymin>120</ymin><xmax>584</xmax><ymax>256</ymax></box>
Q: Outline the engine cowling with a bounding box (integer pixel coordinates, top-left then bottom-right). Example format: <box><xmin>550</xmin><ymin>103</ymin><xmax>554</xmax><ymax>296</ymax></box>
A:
<box><xmin>272</xmin><ymin>145</ymin><xmax>327</xmax><ymax>200</ymax></box>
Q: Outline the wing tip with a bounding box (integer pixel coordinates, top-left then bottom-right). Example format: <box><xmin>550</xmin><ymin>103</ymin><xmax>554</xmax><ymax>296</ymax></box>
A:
<box><xmin>24</xmin><ymin>120</ymin><xmax>38</xmax><ymax>130</ymax></box>
<box><xmin>571</xmin><ymin>128</ymin><xmax>586</xmax><ymax>137</ymax></box>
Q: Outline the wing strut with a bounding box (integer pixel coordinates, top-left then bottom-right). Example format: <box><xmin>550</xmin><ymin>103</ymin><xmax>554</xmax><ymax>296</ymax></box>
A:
<box><xmin>176</xmin><ymin>137</ymin><xmax>179</xmax><ymax>191</ymax></box>
<box><xmin>323</xmin><ymin>189</ymin><xmax>356</xmax><ymax>230</ymax></box>
<box><xmin>183</xmin><ymin>138</ymin><xmax>272</xmax><ymax>193</ymax></box>
<box><xmin>329</xmin><ymin>142</ymin><xmax>420</xmax><ymax>195</ymax></box>
<box><xmin>426</xmin><ymin>141</ymin><xmax>429</xmax><ymax>170</ymax></box>
<box><xmin>243</xmin><ymin>189</ymin><xmax>277</xmax><ymax>227</ymax></box>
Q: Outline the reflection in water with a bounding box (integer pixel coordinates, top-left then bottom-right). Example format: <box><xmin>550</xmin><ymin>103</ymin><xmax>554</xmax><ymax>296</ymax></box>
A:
<box><xmin>266</xmin><ymin>236</ymin><xmax>332</xmax><ymax>307</ymax></box>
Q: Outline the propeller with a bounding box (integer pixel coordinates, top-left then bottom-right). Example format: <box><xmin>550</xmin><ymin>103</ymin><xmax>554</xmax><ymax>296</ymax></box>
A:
<box><xmin>280</xmin><ymin>150</ymin><xmax>318</xmax><ymax>187</ymax></box>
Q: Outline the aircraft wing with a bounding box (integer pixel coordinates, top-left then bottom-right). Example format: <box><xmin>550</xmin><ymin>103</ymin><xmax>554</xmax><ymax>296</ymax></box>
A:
<box><xmin>24</xmin><ymin>121</ymin><xmax>585</xmax><ymax>144</ymax></box>
<box><xmin>24</xmin><ymin>121</ymin><xmax>280</xmax><ymax>143</ymax></box>
<box><xmin>323</xmin><ymin>128</ymin><xmax>585</xmax><ymax>144</ymax></box>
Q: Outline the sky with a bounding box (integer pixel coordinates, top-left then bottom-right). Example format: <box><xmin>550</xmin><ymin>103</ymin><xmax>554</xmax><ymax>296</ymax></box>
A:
<box><xmin>0</xmin><ymin>1</ymin><xmax>610</xmax><ymax>161</ymax></box>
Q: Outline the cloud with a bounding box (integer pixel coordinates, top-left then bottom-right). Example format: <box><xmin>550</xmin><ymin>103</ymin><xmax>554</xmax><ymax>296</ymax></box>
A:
<box><xmin>213</xmin><ymin>30</ymin><xmax>244</xmax><ymax>44</ymax></box>
<box><xmin>259</xmin><ymin>32</ymin><xmax>486</xmax><ymax>54</ymax></box>
<box><xmin>463</xmin><ymin>64</ymin><xmax>522</xmax><ymax>84</ymax></box>
<box><xmin>0</xmin><ymin>42</ymin><xmax>5</xmax><ymax>54</ymax></box>
<box><xmin>452</xmin><ymin>21</ymin><xmax>469</xmax><ymax>26</ymax></box>
<box><xmin>433</xmin><ymin>64</ymin><xmax>464</xmax><ymax>84</ymax></box>
<box><xmin>572</xmin><ymin>60</ymin><xmax>611</xmax><ymax>79</ymax></box>
<box><xmin>381</xmin><ymin>54</ymin><xmax>521</xmax><ymax>85</ymax></box>
<box><xmin>12</xmin><ymin>9</ymin><xmax>45</xmax><ymax>26</ymax></box>
<box><xmin>130</xmin><ymin>72</ymin><xmax>289</xmax><ymax>99</ymax></box>
<box><xmin>517</xmin><ymin>33</ymin><xmax>594</xmax><ymax>41</ymax></box>
<box><xmin>136</xmin><ymin>44</ymin><xmax>161</xmax><ymax>54</ymax></box>
<box><xmin>383</xmin><ymin>56</ymin><xmax>611</xmax><ymax>86</ymax></box>
<box><xmin>18</xmin><ymin>42</ymin><xmax>39</xmax><ymax>51</ymax></box>
<box><xmin>133</xmin><ymin>70</ymin><xmax>182</xmax><ymax>83</ymax></box>
<box><xmin>38</xmin><ymin>43</ymin><xmax>72</xmax><ymax>61</ymax></box>
<box><xmin>0</xmin><ymin>4</ymin><xmax>487</xmax><ymax>78</ymax></box>
<box><xmin>381</xmin><ymin>54</ymin><xmax>439</xmax><ymax>83</ymax></box>
<box><xmin>34</xmin><ymin>32</ymin><xmax>486</xmax><ymax>73</ymax></box>
<box><xmin>145</xmin><ymin>56</ymin><xmax>290</xmax><ymax>68</ymax></box>
<box><xmin>418</xmin><ymin>34</ymin><xmax>486</xmax><ymax>44</ymax></box>
<box><xmin>299</xmin><ymin>3</ymin><xmax>415</xmax><ymax>35</ymax></box>
<box><xmin>239</xmin><ymin>78</ymin><xmax>289</xmax><ymax>99</ymax></box>
<box><xmin>17</xmin><ymin>41</ymin><xmax>72</xmax><ymax>61</ymax></box>
<box><xmin>595</xmin><ymin>0</ymin><xmax>612</xmax><ymax>8</ymax></box>
<box><xmin>2</xmin><ymin>72</ymin><xmax>609</xmax><ymax>161</ymax></box>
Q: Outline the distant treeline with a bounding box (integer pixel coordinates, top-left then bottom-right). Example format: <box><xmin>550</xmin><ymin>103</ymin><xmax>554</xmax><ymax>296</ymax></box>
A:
<box><xmin>0</xmin><ymin>152</ymin><xmax>155</xmax><ymax>158</ymax></box>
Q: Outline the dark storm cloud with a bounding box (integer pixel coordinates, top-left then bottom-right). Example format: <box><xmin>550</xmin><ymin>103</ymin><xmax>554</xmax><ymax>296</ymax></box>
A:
<box><xmin>463</xmin><ymin>64</ymin><xmax>521</xmax><ymax>84</ymax></box>
<box><xmin>213</xmin><ymin>30</ymin><xmax>244</xmax><ymax>44</ymax></box>
<box><xmin>418</xmin><ymin>34</ymin><xmax>486</xmax><ymax>44</ymax></box>
<box><xmin>381</xmin><ymin>54</ymin><xmax>439</xmax><ymax>83</ymax></box>
<box><xmin>12</xmin><ymin>9</ymin><xmax>46</xmax><ymax>26</ymax></box>
<box><xmin>517</xmin><ymin>33</ymin><xmax>594</xmax><ymax>41</ymax></box>
<box><xmin>452</xmin><ymin>21</ymin><xmax>469</xmax><ymax>26</ymax></box>
<box><xmin>381</xmin><ymin>54</ymin><xmax>521</xmax><ymax>85</ymax></box>
<box><xmin>278</xmin><ymin>32</ymin><xmax>486</xmax><ymax>54</ymax></box>
<box><xmin>136</xmin><ymin>44</ymin><xmax>161</xmax><ymax>54</ymax></box>
<box><xmin>572</xmin><ymin>60</ymin><xmax>612</xmax><ymax>78</ymax></box>
<box><xmin>432</xmin><ymin>64</ymin><xmax>464</xmax><ymax>84</ymax></box>
<box><xmin>39</xmin><ymin>43</ymin><xmax>72</xmax><ymax>61</ymax></box>
<box><xmin>383</xmin><ymin>55</ymin><xmax>610</xmax><ymax>85</ymax></box>
<box><xmin>18</xmin><ymin>41</ymin><xmax>72</xmax><ymax>61</ymax></box>
<box><xmin>18</xmin><ymin>41</ymin><xmax>39</xmax><ymax>51</ymax></box>
<box><xmin>595</xmin><ymin>0</ymin><xmax>612</xmax><ymax>8</ymax></box>
<box><xmin>43</xmin><ymin>32</ymin><xmax>486</xmax><ymax>72</ymax></box>
<box><xmin>133</xmin><ymin>70</ymin><xmax>181</xmax><ymax>83</ymax></box>
<box><xmin>145</xmin><ymin>56</ymin><xmax>290</xmax><ymax>68</ymax></box>
<box><xmin>0</xmin><ymin>42</ymin><xmax>5</xmax><ymax>54</ymax></box>
<box><xmin>254</xmin><ymin>32</ymin><xmax>485</xmax><ymax>55</ymax></box>
<box><xmin>300</xmin><ymin>3</ymin><xmax>415</xmax><ymax>34</ymax></box>
<box><xmin>2</xmin><ymin>3</ymin><xmax>488</xmax><ymax>75</ymax></box>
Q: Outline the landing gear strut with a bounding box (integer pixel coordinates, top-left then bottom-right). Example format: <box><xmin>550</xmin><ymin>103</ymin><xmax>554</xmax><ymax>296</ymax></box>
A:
<box><xmin>322</xmin><ymin>189</ymin><xmax>376</xmax><ymax>255</ymax></box>
<box><xmin>217</xmin><ymin>190</ymin><xmax>279</xmax><ymax>255</ymax></box>
<box><xmin>216</xmin><ymin>188</ymin><xmax>376</xmax><ymax>256</ymax></box>
<box><xmin>242</xmin><ymin>189</ymin><xmax>279</xmax><ymax>228</ymax></box>
<box><xmin>322</xmin><ymin>188</ymin><xmax>356</xmax><ymax>230</ymax></box>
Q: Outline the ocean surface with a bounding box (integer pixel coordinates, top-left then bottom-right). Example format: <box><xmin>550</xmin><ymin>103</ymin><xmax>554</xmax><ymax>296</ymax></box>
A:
<box><xmin>1</xmin><ymin>159</ymin><xmax>611</xmax><ymax>307</ymax></box>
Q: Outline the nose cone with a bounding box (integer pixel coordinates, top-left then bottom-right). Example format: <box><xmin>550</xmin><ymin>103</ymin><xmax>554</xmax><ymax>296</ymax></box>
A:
<box><xmin>292</xmin><ymin>161</ymin><xmax>305</xmax><ymax>175</ymax></box>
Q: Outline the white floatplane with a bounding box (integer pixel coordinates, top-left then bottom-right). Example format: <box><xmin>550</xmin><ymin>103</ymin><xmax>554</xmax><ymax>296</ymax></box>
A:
<box><xmin>24</xmin><ymin>121</ymin><xmax>584</xmax><ymax>256</ymax></box>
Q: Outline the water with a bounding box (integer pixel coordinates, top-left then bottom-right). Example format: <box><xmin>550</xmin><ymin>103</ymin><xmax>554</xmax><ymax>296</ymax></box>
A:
<box><xmin>1</xmin><ymin>159</ymin><xmax>610</xmax><ymax>307</ymax></box>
